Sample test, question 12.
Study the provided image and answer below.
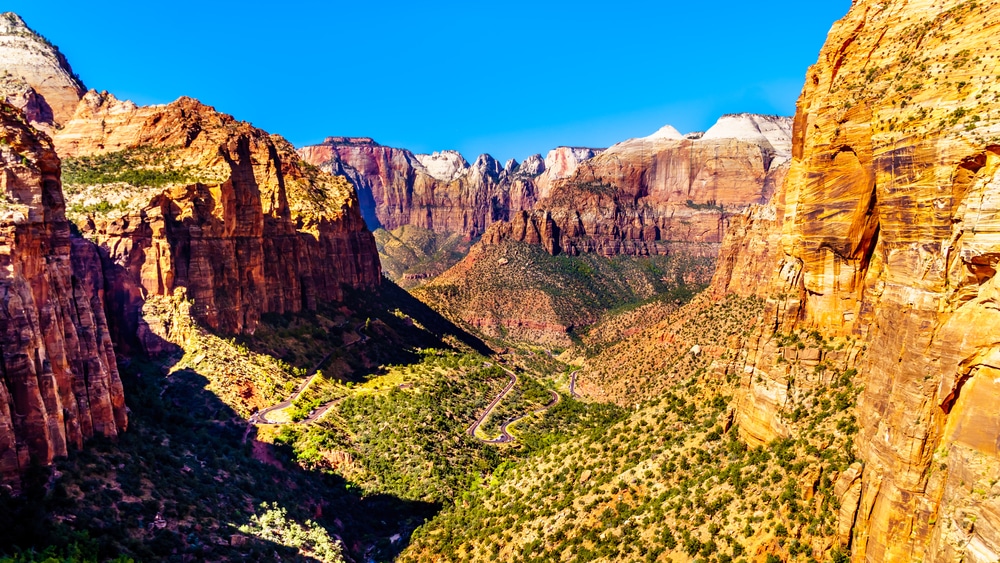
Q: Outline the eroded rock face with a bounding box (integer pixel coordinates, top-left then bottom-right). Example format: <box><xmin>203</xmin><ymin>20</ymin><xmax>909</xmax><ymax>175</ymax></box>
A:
<box><xmin>54</xmin><ymin>92</ymin><xmax>381</xmax><ymax>344</ymax></box>
<box><xmin>0</xmin><ymin>12</ymin><xmax>85</xmax><ymax>129</ymax></box>
<box><xmin>482</xmin><ymin>115</ymin><xmax>792</xmax><ymax>257</ymax></box>
<box><xmin>0</xmin><ymin>102</ymin><xmax>125</xmax><ymax>490</ymax></box>
<box><xmin>297</xmin><ymin>138</ymin><xmax>603</xmax><ymax>239</ymax></box>
<box><xmin>723</xmin><ymin>1</ymin><xmax>1000</xmax><ymax>560</ymax></box>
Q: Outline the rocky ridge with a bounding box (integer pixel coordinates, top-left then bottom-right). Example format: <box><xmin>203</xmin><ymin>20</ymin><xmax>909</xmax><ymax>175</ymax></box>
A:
<box><xmin>54</xmin><ymin>91</ymin><xmax>381</xmax><ymax>349</ymax></box>
<box><xmin>0</xmin><ymin>12</ymin><xmax>84</xmax><ymax>130</ymax></box>
<box><xmin>297</xmin><ymin>137</ymin><xmax>602</xmax><ymax>239</ymax></box>
<box><xmin>481</xmin><ymin>114</ymin><xmax>793</xmax><ymax>256</ymax></box>
<box><xmin>0</xmin><ymin>101</ymin><xmax>125</xmax><ymax>491</ymax></box>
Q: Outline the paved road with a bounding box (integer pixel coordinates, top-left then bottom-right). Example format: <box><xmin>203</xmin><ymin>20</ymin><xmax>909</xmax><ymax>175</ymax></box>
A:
<box><xmin>469</xmin><ymin>367</ymin><xmax>561</xmax><ymax>445</ymax></box>
<box><xmin>486</xmin><ymin>389</ymin><xmax>560</xmax><ymax>444</ymax></box>
<box><xmin>467</xmin><ymin>367</ymin><xmax>517</xmax><ymax>439</ymax></box>
<box><xmin>254</xmin><ymin>334</ymin><xmax>368</xmax><ymax>427</ymax></box>
<box><xmin>569</xmin><ymin>370</ymin><xmax>579</xmax><ymax>398</ymax></box>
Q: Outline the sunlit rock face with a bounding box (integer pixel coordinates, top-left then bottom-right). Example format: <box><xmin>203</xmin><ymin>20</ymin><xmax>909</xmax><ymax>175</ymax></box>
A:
<box><xmin>298</xmin><ymin>137</ymin><xmax>592</xmax><ymax>238</ymax></box>
<box><xmin>481</xmin><ymin>115</ymin><xmax>792</xmax><ymax>257</ymax></box>
<box><xmin>53</xmin><ymin>92</ymin><xmax>381</xmax><ymax>343</ymax></box>
<box><xmin>720</xmin><ymin>0</ymin><xmax>1000</xmax><ymax>560</ymax></box>
<box><xmin>0</xmin><ymin>102</ymin><xmax>126</xmax><ymax>490</ymax></box>
<box><xmin>0</xmin><ymin>12</ymin><xmax>85</xmax><ymax>130</ymax></box>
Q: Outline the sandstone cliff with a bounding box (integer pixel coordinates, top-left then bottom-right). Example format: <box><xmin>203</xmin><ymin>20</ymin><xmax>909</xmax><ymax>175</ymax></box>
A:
<box><xmin>298</xmin><ymin>137</ymin><xmax>601</xmax><ymax>238</ymax></box>
<box><xmin>54</xmin><ymin>92</ymin><xmax>381</xmax><ymax>348</ymax></box>
<box><xmin>0</xmin><ymin>102</ymin><xmax>125</xmax><ymax>490</ymax></box>
<box><xmin>717</xmin><ymin>1</ymin><xmax>1000</xmax><ymax>560</ymax></box>
<box><xmin>481</xmin><ymin>114</ymin><xmax>792</xmax><ymax>257</ymax></box>
<box><xmin>0</xmin><ymin>13</ymin><xmax>84</xmax><ymax>130</ymax></box>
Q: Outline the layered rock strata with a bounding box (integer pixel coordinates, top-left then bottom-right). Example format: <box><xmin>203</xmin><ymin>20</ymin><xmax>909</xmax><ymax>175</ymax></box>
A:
<box><xmin>0</xmin><ymin>12</ymin><xmax>85</xmax><ymax>130</ymax></box>
<box><xmin>0</xmin><ymin>102</ymin><xmax>125</xmax><ymax>490</ymax></box>
<box><xmin>719</xmin><ymin>1</ymin><xmax>1000</xmax><ymax>560</ymax></box>
<box><xmin>298</xmin><ymin>137</ymin><xmax>602</xmax><ymax>238</ymax></box>
<box><xmin>481</xmin><ymin>114</ymin><xmax>793</xmax><ymax>256</ymax></box>
<box><xmin>54</xmin><ymin>92</ymin><xmax>381</xmax><ymax>347</ymax></box>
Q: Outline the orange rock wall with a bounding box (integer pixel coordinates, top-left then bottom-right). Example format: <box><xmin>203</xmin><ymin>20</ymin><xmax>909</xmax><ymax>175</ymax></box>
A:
<box><xmin>722</xmin><ymin>1</ymin><xmax>1000</xmax><ymax>560</ymax></box>
<box><xmin>483</xmin><ymin>135</ymin><xmax>789</xmax><ymax>256</ymax></box>
<box><xmin>0</xmin><ymin>103</ymin><xmax>125</xmax><ymax>490</ymax></box>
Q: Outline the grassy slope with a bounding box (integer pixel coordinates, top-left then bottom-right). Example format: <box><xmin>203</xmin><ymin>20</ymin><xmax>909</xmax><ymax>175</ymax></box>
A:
<box><xmin>374</xmin><ymin>225</ymin><xmax>474</xmax><ymax>288</ymax></box>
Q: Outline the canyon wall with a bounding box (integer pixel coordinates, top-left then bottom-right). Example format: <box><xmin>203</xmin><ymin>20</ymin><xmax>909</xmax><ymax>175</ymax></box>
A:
<box><xmin>0</xmin><ymin>102</ymin><xmax>125</xmax><ymax>491</ymax></box>
<box><xmin>720</xmin><ymin>1</ymin><xmax>1000</xmax><ymax>560</ymax></box>
<box><xmin>54</xmin><ymin>92</ymin><xmax>381</xmax><ymax>347</ymax></box>
<box><xmin>482</xmin><ymin>114</ymin><xmax>792</xmax><ymax>256</ymax></box>
<box><xmin>298</xmin><ymin>138</ymin><xmax>596</xmax><ymax>238</ymax></box>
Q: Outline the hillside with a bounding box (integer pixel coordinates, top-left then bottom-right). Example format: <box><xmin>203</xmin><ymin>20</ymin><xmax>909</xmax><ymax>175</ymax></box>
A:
<box><xmin>373</xmin><ymin>225</ymin><xmax>474</xmax><ymax>288</ymax></box>
<box><xmin>414</xmin><ymin>239</ymin><xmax>713</xmax><ymax>346</ymax></box>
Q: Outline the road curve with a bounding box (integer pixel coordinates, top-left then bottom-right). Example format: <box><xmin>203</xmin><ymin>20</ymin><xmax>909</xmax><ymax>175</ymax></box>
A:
<box><xmin>470</xmin><ymin>366</ymin><xmax>561</xmax><ymax>444</ymax></box>
<box><xmin>467</xmin><ymin>367</ymin><xmax>517</xmax><ymax>439</ymax></box>
<box><xmin>569</xmin><ymin>370</ymin><xmax>580</xmax><ymax>398</ymax></box>
<box><xmin>255</xmin><ymin>335</ymin><xmax>368</xmax><ymax>426</ymax></box>
<box><xmin>487</xmin><ymin>389</ymin><xmax>560</xmax><ymax>444</ymax></box>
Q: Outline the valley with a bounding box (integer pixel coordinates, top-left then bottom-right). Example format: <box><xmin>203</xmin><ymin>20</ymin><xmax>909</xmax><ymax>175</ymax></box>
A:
<box><xmin>2</xmin><ymin>0</ymin><xmax>1000</xmax><ymax>561</ymax></box>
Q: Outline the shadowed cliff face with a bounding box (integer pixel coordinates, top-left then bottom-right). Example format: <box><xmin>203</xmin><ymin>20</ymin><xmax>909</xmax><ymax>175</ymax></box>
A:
<box><xmin>0</xmin><ymin>102</ymin><xmax>125</xmax><ymax>491</ymax></box>
<box><xmin>54</xmin><ymin>92</ymin><xmax>381</xmax><ymax>347</ymax></box>
<box><xmin>717</xmin><ymin>0</ymin><xmax>1000</xmax><ymax>560</ymax></box>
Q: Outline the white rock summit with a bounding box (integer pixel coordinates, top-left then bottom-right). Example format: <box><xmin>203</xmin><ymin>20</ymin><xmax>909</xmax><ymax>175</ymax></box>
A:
<box><xmin>415</xmin><ymin>150</ymin><xmax>470</xmax><ymax>182</ymax></box>
<box><xmin>0</xmin><ymin>12</ymin><xmax>85</xmax><ymax>128</ymax></box>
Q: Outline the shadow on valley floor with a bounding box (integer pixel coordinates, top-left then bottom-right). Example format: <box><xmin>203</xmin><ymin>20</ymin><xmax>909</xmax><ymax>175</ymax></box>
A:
<box><xmin>0</xmin><ymin>345</ymin><xmax>438</xmax><ymax>562</ymax></box>
<box><xmin>242</xmin><ymin>277</ymin><xmax>492</xmax><ymax>384</ymax></box>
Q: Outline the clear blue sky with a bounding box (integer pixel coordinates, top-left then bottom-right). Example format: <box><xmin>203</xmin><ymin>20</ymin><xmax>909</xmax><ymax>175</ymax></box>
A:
<box><xmin>10</xmin><ymin>1</ymin><xmax>850</xmax><ymax>162</ymax></box>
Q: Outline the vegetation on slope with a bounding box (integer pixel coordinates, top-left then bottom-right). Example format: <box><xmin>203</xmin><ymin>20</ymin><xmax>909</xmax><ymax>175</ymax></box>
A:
<box><xmin>374</xmin><ymin>225</ymin><xmax>475</xmax><ymax>288</ymax></box>
<box><xmin>580</xmin><ymin>294</ymin><xmax>765</xmax><ymax>405</ymax></box>
<box><xmin>415</xmin><ymin>240</ymin><xmax>712</xmax><ymax>347</ymax></box>
<box><xmin>399</xmin><ymin>298</ymin><xmax>863</xmax><ymax>563</ymax></box>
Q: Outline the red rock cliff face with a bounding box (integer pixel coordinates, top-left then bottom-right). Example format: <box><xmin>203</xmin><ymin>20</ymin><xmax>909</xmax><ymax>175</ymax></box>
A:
<box><xmin>54</xmin><ymin>93</ymin><xmax>380</xmax><ymax>348</ymax></box>
<box><xmin>720</xmin><ymin>1</ymin><xmax>1000</xmax><ymax>560</ymax></box>
<box><xmin>482</xmin><ymin>115</ymin><xmax>792</xmax><ymax>256</ymax></box>
<box><xmin>0</xmin><ymin>102</ymin><xmax>125</xmax><ymax>490</ymax></box>
<box><xmin>298</xmin><ymin>138</ymin><xmax>590</xmax><ymax>238</ymax></box>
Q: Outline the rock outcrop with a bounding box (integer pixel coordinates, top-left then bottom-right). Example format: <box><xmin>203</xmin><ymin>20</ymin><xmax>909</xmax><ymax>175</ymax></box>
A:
<box><xmin>0</xmin><ymin>102</ymin><xmax>125</xmax><ymax>490</ymax></box>
<box><xmin>54</xmin><ymin>92</ymin><xmax>381</xmax><ymax>347</ymax></box>
<box><xmin>0</xmin><ymin>12</ymin><xmax>85</xmax><ymax>130</ymax></box>
<box><xmin>298</xmin><ymin>137</ymin><xmax>602</xmax><ymax>238</ymax></box>
<box><xmin>718</xmin><ymin>1</ymin><xmax>1000</xmax><ymax>560</ymax></box>
<box><xmin>481</xmin><ymin>114</ymin><xmax>792</xmax><ymax>257</ymax></box>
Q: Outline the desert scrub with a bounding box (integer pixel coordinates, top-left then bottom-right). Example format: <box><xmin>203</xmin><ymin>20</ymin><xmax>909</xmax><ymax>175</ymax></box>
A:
<box><xmin>238</xmin><ymin>503</ymin><xmax>345</xmax><ymax>563</ymax></box>
<box><xmin>61</xmin><ymin>146</ymin><xmax>202</xmax><ymax>188</ymax></box>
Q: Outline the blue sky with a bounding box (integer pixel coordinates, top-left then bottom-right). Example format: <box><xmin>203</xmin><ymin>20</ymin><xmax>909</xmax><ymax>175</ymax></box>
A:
<box><xmin>10</xmin><ymin>1</ymin><xmax>849</xmax><ymax>162</ymax></box>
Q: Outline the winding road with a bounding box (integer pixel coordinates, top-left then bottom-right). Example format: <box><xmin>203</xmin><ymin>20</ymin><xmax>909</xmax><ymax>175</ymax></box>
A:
<box><xmin>253</xmin><ymin>334</ymin><xmax>368</xmax><ymax>427</ymax></box>
<box><xmin>466</xmin><ymin>367</ymin><xmax>517</xmax><ymax>440</ymax></box>
<box><xmin>468</xmin><ymin>366</ymin><xmax>562</xmax><ymax>444</ymax></box>
<box><xmin>569</xmin><ymin>370</ymin><xmax>579</xmax><ymax>398</ymax></box>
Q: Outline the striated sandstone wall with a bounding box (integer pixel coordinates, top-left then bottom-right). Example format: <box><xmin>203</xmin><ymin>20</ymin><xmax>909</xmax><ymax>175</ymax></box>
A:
<box><xmin>0</xmin><ymin>12</ymin><xmax>84</xmax><ymax>130</ymax></box>
<box><xmin>0</xmin><ymin>102</ymin><xmax>125</xmax><ymax>490</ymax></box>
<box><xmin>482</xmin><ymin>115</ymin><xmax>792</xmax><ymax>257</ymax></box>
<box><xmin>55</xmin><ymin>93</ymin><xmax>381</xmax><ymax>347</ymax></box>
<box><xmin>721</xmin><ymin>0</ymin><xmax>1000</xmax><ymax>560</ymax></box>
<box><xmin>298</xmin><ymin>138</ymin><xmax>571</xmax><ymax>238</ymax></box>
